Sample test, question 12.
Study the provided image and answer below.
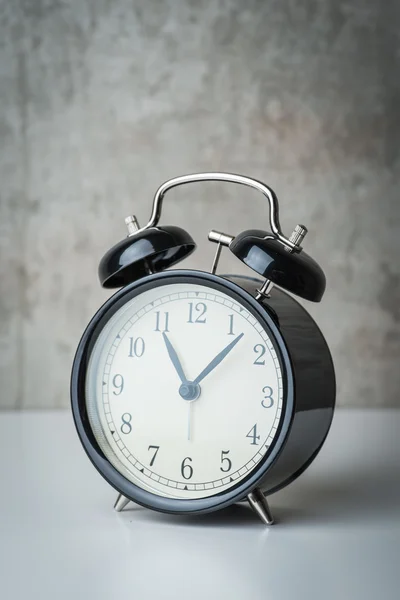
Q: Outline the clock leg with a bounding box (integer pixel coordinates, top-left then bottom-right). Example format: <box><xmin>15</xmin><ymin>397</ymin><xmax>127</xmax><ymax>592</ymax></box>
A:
<box><xmin>114</xmin><ymin>493</ymin><xmax>130</xmax><ymax>512</ymax></box>
<box><xmin>247</xmin><ymin>488</ymin><xmax>275</xmax><ymax>525</ymax></box>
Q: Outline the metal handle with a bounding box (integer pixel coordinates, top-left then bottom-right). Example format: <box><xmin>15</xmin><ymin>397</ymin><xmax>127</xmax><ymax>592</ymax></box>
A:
<box><xmin>135</xmin><ymin>172</ymin><xmax>297</xmax><ymax>251</ymax></box>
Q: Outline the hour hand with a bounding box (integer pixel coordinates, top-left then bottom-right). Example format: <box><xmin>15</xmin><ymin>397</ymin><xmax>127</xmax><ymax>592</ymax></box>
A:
<box><xmin>162</xmin><ymin>332</ymin><xmax>188</xmax><ymax>384</ymax></box>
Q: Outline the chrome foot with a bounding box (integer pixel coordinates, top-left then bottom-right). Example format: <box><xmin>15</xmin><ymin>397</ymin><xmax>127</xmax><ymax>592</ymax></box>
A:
<box><xmin>114</xmin><ymin>493</ymin><xmax>130</xmax><ymax>512</ymax></box>
<box><xmin>247</xmin><ymin>488</ymin><xmax>274</xmax><ymax>525</ymax></box>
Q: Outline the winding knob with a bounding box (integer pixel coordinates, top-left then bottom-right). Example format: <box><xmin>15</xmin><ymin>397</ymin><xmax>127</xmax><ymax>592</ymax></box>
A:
<box><xmin>125</xmin><ymin>215</ymin><xmax>140</xmax><ymax>236</ymax></box>
<box><xmin>288</xmin><ymin>224</ymin><xmax>307</xmax><ymax>250</ymax></box>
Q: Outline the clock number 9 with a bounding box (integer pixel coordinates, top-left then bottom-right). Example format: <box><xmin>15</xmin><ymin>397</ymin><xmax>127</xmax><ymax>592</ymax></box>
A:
<box><xmin>181</xmin><ymin>457</ymin><xmax>193</xmax><ymax>480</ymax></box>
<box><xmin>261</xmin><ymin>385</ymin><xmax>274</xmax><ymax>408</ymax></box>
<box><xmin>112</xmin><ymin>374</ymin><xmax>124</xmax><ymax>395</ymax></box>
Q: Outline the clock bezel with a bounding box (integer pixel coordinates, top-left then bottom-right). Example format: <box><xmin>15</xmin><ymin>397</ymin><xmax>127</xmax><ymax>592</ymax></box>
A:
<box><xmin>71</xmin><ymin>270</ymin><xmax>295</xmax><ymax>515</ymax></box>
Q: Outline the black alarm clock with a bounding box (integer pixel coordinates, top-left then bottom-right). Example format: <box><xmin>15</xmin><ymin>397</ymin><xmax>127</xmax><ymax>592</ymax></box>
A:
<box><xmin>71</xmin><ymin>172</ymin><xmax>335</xmax><ymax>525</ymax></box>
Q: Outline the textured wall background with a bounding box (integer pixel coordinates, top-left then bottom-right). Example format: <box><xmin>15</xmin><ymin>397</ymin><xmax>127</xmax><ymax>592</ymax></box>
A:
<box><xmin>0</xmin><ymin>0</ymin><xmax>399</xmax><ymax>409</ymax></box>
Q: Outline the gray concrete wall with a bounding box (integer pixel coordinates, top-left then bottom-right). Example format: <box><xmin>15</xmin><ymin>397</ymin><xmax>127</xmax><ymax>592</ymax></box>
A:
<box><xmin>0</xmin><ymin>0</ymin><xmax>399</xmax><ymax>409</ymax></box>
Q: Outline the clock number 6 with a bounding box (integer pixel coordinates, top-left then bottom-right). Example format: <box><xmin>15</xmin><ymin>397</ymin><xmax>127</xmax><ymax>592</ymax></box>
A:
<box><xmin>181</xmin><ymin>457</ymin><xmax>193</xmax><ymax>480</ymax></box>
<box><xmin>220</xmin><ymin>450</ymin><xmax>232</xmax><ymax>472</ymax></box>
<box><xmin>261</xmin><ymin>386</ymin><xmax>274</xmax><ymax>408</ymax></box>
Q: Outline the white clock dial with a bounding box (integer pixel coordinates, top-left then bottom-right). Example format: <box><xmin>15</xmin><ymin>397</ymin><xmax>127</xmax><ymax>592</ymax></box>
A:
<box><xmin>86</xmin><ymin>281</ymin><xmax>284</xmax><ymax>499</ymax></box>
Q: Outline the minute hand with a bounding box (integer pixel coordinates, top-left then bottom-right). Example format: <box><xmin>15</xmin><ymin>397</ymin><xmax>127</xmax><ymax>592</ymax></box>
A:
<box><xmin>193</xmin><ymin>333</ymin><xmax>244</xmax><ymax>385</ymax></box>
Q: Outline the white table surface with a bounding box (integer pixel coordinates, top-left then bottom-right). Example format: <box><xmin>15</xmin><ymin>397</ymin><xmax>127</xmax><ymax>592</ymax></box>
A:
<box><xmin>1</xmin><ymin>409</ymin><xmax>399</xmax><ymax>600</ymax></box>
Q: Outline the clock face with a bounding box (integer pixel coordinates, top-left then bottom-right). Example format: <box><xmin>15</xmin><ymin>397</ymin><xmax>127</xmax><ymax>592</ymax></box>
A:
<box><xmin>86</xmin><ymin>277</ymin><xmax>284</xmax><ymax>500</ymax></box>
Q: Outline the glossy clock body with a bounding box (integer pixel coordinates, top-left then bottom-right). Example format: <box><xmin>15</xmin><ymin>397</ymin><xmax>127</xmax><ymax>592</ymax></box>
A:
<box><xmin>71</xmin><ymin>270</ymin><xmax>335</xmax><ymax>515</ymax></box>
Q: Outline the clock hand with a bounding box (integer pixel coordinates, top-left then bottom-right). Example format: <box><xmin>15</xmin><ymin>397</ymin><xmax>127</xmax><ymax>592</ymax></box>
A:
<box><xmin>193</xmin><ymin>333</ymin><xmax>244</xmax><ymax>386</ymax></box>
<box><xmin>162</xmin><ymin>332</ymin><xmax>188</xmax><ymax>384</ymax></box>
<box><xmin>187</xmin><ymin>403</ymin><xmax>192</xmax><ymax>441</ymax></box>
<box><xmin>162</xmin><ymin>333</ymin><xmax>197</xmax><ymax>442</ymax></box>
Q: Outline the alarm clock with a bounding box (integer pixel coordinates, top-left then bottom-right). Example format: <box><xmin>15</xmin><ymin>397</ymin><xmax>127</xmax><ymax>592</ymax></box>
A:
<box><xmin>71</xmin><ymin>172</ymin><xmax>335</xmax><ymax>525</ymax></box>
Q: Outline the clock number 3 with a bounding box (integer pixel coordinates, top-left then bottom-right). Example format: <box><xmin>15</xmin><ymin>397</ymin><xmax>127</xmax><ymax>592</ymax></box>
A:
<box><xmin>261</xmin><ymin>385</ymin><xmax>274</xmax><ymax>408</ymax></box>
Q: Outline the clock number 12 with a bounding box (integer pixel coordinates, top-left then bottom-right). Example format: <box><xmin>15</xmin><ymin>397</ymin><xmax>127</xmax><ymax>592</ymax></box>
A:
<box><xmin>187</xmin><ymin>302</ymin><xmax>207</xmax><ymax>324</ymax></box>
